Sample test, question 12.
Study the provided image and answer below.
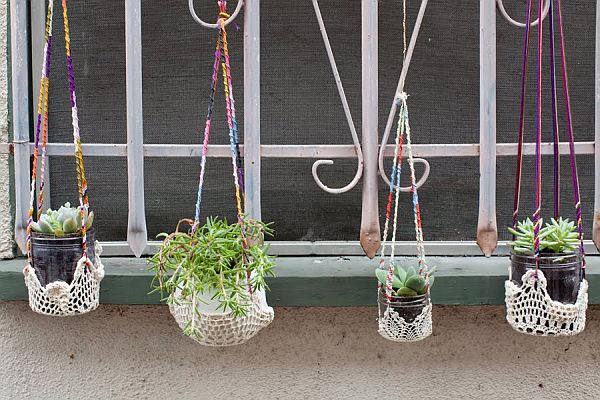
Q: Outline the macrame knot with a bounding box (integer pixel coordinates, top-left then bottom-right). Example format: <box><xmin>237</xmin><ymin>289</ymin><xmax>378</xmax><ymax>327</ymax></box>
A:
<box><xmin>394</xmin><ymin>91</ymin><xmax>409</xmax><ymax>105</ymax></box>
<box><xmin>217</xmin><ymin>0</ymin><xmax>230</xmax><ymax>27</ymax></box>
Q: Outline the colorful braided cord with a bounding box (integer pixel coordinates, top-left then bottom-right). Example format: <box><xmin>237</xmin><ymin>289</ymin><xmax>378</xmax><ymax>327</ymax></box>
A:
<box><xmin>27</xmin><ymin>0</ymin><xmax>54</xmax><ymax>261</ymax></box>
<box><xmin>27</xmin><ymin>0</ymin><xmax>91</xmax><ymax>261</ymax></box>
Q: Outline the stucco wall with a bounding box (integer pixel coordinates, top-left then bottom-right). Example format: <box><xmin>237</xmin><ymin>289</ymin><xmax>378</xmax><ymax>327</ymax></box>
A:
<box><xmin>0</xmin><ymin>303</ymin><xmax>599</xmax><ymax>399</ymax></box>
<box><xmin>0</xmin><ymin>0</ymin><xmax>11</xmax><ymax>259</ymax></box>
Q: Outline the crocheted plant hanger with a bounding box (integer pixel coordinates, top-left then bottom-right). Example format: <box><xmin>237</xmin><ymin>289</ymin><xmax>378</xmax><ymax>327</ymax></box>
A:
<box><xmin>23</xmin><ymin>0</ymin><xmax>104</xmax><ymax>317</ymax></box>
<box><xmin>376</xmin><ymin>0</ymin><xmax>432</xmax><ymax>343</ymax></box>
<box><xmin>168</xmin><ymin>1</ymin><xmax>273</xmax><ymax>347</ymax></box>
<box><xmin>505</xmin><ymin>0</ymin><xmax>588</xmax><ymax>336</ymax></box>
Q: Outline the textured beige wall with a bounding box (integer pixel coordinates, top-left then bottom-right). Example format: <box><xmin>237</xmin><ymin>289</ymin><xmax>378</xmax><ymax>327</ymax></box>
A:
<box><xmin>0</xmin><ymin>303</ymin><xmax>599</xmax><ymax>400</ymax></box>
<box><xmin>0</xmin><ymin>0</ymin><xmax>11</xmax><ymax>259</ymax></box>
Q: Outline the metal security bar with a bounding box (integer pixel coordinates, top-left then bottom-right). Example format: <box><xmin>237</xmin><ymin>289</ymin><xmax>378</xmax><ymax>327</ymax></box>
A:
<box><xmin>6</xmin><ymin>0</ymin><xmax>599</xmax><ymax>258</ymax></box>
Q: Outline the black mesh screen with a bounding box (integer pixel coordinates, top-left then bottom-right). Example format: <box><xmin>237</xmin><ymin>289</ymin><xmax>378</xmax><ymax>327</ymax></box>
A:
<box><xmin>46</xmin><ymin>0</ymin><xmax>595</xmax><ymax>243</ymax></box>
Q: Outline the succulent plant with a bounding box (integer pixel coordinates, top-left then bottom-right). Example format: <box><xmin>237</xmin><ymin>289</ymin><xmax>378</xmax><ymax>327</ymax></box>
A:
<box><xmin>30</xmin><ymin>202</ymin><xmax>94</xmax><ymax>236</ymax></box>
<box><xmin>375</xmin><ymin>265</ymin><xmax>435</xmax><ymax>297</ymax></box>
<box><xmin>508</xmin><ymin>217</ymin><xmax>579</xmax><ymax>254</ymax></box>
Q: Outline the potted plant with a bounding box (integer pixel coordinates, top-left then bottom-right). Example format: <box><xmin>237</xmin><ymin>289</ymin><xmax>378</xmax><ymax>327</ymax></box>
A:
<box><xmin>29</xmin><ymin>202</ymin><xmax>95</xmax><ymax>286</ymax></box>
<box><xmin>375</xmin><ymin>265</ymin><xmax>435</xmax><ymax>323</ymax></box>
<box><xmin>149</xmin><ymin>217</ymin><xmax>275</xmax><ymax>345</ymax></box>
<box><xmin>508</xmin><ymin>217</ymin><xmax>582</xmax><ymax>304</ymax></box>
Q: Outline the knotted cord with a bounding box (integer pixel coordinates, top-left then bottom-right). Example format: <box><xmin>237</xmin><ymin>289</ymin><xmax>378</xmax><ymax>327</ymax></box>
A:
<box><xmin>27</xmin><ymin>0</ymin><xmax>90</xmax><ymax>261</ymax></box>
<box><xmin>378</xmin><ymin>0</ymin><xmax>429</xmax><ymax>308</ymax></box>
<box><xmin>512</xmin><ymin>0</ymin><xmax>586</xmax><ymax>276</ymax></box>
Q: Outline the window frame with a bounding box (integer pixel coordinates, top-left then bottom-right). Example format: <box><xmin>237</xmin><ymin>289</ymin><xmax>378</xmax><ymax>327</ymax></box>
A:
<box><xmin>5</xmin><ymin>0</ymin><xmax>599</xmax><ymax>258</ymax></box>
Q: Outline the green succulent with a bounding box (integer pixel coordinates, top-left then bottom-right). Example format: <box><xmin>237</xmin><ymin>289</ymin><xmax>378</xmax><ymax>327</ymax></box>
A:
<box><xmin>30</xmin><ymin>202</ymin><xmax>94</xmax><ymax>236</ymax></box>
<box><xmin>375</xmin><ymin>264</ymin><xmax>435</xmax><ymax>297</ymax></box>
<box><xmin>508</xmin><ymin>217</ymin><xmax>579</xmax><ymax>254</ymax></box>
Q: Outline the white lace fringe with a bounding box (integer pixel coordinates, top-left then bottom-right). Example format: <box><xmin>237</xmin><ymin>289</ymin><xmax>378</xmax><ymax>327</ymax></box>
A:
<box><xmin>505</xmin><ymin>269</ymin><xmax>588</xmax><ymax>336</ymax></box>
<box><xmin>378</xmin><ymin>303</ymin><xmax>433</xmax><ymax>342</ymax></box>
<box><xmin>23</xmin><ymin>241</ymin><xmax>104</xmax><ymax>317</ymax></box>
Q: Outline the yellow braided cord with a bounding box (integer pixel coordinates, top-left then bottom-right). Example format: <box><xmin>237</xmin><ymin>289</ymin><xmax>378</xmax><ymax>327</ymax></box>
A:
<box><xmin>62</xmin><ymin>0</ymin><xmax>88</xmax><ymax>207</ymax></box>
<box><xmin>62</xmin><ymin>0</ymin><xmax>70</xmax><ymax>58</ymax></box>
<box><xmin>27</xmin><ymin>1</ymin><xmax>53</xmax><ymax>259</ymax></box>
<box><xmin>37</xmin><ymin>76</ymin><xmax>50</xmax><ymax>215</ymax></box>
<box><xmin>62</xmin><ymin>0</ymin><xmax>89</xmax><ymax>253</ymax></box>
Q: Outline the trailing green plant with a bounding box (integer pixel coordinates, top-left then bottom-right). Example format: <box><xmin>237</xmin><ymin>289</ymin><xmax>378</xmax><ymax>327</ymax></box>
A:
<box><xmin>30</xmin><ymin>202</ymin><xmax>94</xmax><ymax>236</ymax></box>
<box><xmin>149</xmin><ymin>217</ymin><xmax>275</xmax><ymax>336</ymax></box>
<box><xmin>508</xmin><ymin>217</ymin><xmax>579</xmax><ymax>254</ymax></box>
<box><xmin>375</xmin><ymin>265</ymin><xmax>435</xmax><ymax>297</ymax></box>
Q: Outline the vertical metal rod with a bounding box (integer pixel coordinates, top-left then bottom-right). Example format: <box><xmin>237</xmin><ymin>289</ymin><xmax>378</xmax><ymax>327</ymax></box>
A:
<box><xmin>378</xmin><ymin>0</ymin><xmax>428</xmax><ymax>186</ymax></box>
<box><xmin>477</xmin><ymin>0</ymin><xmax>498</xmax><ymax>256</ymax></box>
<box><xmin>31</xmin><ymin>0</ymin><xmax>51</xmax><ymax>211</ymax></box>
<box><xmin>594</xmin><ymin>0</ymin><xmax>600</xmax><ymax>250</ymax></box>
<box><xmin>125</xmin><ymin>0</ymin><xmax>147</xmax><ymax>257</ymax></box>
<box><xmin>10</xmin><ymin>0</ymin><xmax>31</xmax><ymax>253</ymax></box>
<box><xmin>244</xmin><ymin>0</ymin><xmax>261</xmax><ymax>220</ymax></box>
<box><xmin>359</xmin><ymin>0</ymin><xmax>380</xmax><ymax>259</ymax></box>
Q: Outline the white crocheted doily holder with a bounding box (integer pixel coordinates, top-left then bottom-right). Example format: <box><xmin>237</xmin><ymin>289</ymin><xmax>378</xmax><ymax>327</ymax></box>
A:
<box><xmin>378</xmin><ymin>303</ymin><xmax>433</xmax><ymax>343</ymax></box>
<box><xmin>23</xmin><ymin>241</ymin><xmax>104</xmax><ymax>317</ymax></box>
<box><xmin>169</xmin><ymin>287</ymin><xmax>274</xmax><ymax>347</ymax></box>
<box><xmin>505</xmin><ymin>269</ymin><xmax>588</xmax><ymax>337</ymax></box>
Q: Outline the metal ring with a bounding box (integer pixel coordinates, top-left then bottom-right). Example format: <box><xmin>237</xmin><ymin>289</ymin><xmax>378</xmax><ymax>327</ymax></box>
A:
<box><xmin>188</xmin><ymin>0</ymin><xmax>243</xmax><ymax>29</ymax></box>
<box><xmin>378</xmin><ymin>157</ymin><xmax>431</xmax><ymax>192</ymax></box>
<box><xmin>496</xmin><ymin>0</ymin><xmax>550</xmax><ymax>28</ymax></box>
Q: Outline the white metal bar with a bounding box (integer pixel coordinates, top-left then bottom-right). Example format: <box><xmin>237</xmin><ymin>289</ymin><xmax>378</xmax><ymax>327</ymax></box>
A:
<box><xmin>477</xmin><ymin>0</ymin><xmax>498</xmax><ymax>257</ymax></box>
<box><xmin>244</xmin><ymin>0</ymin><xmax>261</xmax><ymax>220</ymax></box>
<box><xmin>310</xmin><ymin>0</ymin><xmax>363</xmax><ymax>194</ymax></box>
<box><xmin>594</xmin><ymin>0</ymin><xmax>600</xmax><ymax>250</ymax></box>
<box><xmin>125</xmin><ymin>0</ymin><xmax>147</xmax><ymax>257</ymax></box>
<box><xmin>2</xmin><ymin>141</ymin><xmax>595</xmax><ymax>158</ymax></box>
<box><xmin>378</xmin><ymin>0</ymin><xmax>429</xmax><ymax>186</ymax></box>
<box><xmin>359</xmin><ymin>0</ymin><xmax>380</xmax><ymax>259</ymax></box>
<box><xmin>10</xmin><ymin>0</ymin><xmax>30</xmax><ymax>253</ymax></box>
<box><xmin>91</xmin><ymin>239</ymin><xmax>600</xmax><ymax>257</ymax></box>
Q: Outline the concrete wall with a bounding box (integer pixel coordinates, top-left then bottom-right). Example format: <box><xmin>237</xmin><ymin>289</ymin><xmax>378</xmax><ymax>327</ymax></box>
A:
<box><xmin>0</xmin><ymin>303</ymin><xmax>599</xmax><ymax>399</ymax></box>
<box><xmin>0</xmin><ymin>0</ymin><xmax>11</xmax><ymax>259</ymax></box>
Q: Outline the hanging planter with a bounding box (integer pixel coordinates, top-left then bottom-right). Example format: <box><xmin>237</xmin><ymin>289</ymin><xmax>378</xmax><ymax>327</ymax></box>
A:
<box><xmin>504</xmin><ymin>0</ymin><xmax>588</xmax><ymax>336</ymax></box>
<box><xmin>505</xmin><ymin>219</ymin><xmax>588</xmax><ymax>336</ymax></box>
<box><xmin>376</xmin><ymin>92</ymin><xmax>433</xmax><ymax>343</ymax></box>
<box><xmin>376</xmin><ymin>266</ymin><xmax>434</xmax><ymax>342</ymax></box>
<box><xmin>22</xmin><ymin>0</ymin><xmax>104</xmax><ymax>317</ymax></box>
<box><xmin>150</xmin><ymin>2</ymin><xmax>273</xmax><ymax>346</ymax></box>
<box><xmin>150</xmin><ymin>219</ymin><xmax>275</xmax><ymax>347</ymax></box>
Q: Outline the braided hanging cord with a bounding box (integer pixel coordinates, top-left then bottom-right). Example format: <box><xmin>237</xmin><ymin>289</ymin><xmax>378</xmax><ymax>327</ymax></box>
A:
<box><xmin>62</xmin><ymin>0</ymin><xmax>90</xmax><ymax>256</ymax></box>
<box><xmin>193</xmin><ymin>1</ymin><xmax>244</xmax><ymax>229</ymax></box>
<box><xmin>511</xmin><ymin>0</ymin><xmax>586</xmax><ymax>274</ymax></box>
<box><xmin>191</xmin><ymin>1</ymin><xmax>251</xmax><ymax>290</ymax></box>
<box><xmin>23</xmin><ymin>0</ymin><xmax>104</xmax><ymax>318</ymax></box>
<box><xmin>377</xmin><ymin>0</ymin><xmax>431</xmax><ymax>342</ymax></box>
<box><xmin>26</xmin><ymin>0</ymin><xmax>89</xmax><ymax>255</ymax></box>
<box><xmin>169</xmin><ymin>2</ymin><xmax>274</xmax><ymax>345</ymax></box>
<box><xmin>26</xmin><ymin>0</ymin><xmax>54</xmax><ymax>262</ymax></box>
<box><xmin>27</xmin><ymin>0</ymin><xmax>92</xmax><ymax>258</ymax></box>
<box><xmin>505</xmin><ymin>0</ymin><xmax>588</xmax><ymax>337</ymax></box>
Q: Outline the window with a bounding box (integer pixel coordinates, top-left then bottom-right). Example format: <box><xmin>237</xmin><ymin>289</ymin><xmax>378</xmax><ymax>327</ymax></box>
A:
<box><xmin>8</xmin><ymin>0</ymin><xmax>598</xmax><ymax>258</ymax></box>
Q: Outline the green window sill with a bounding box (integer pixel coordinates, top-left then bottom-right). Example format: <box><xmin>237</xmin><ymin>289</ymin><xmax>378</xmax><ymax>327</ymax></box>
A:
<box><xmin>1</xmin><ymin>256</ymin><xmax>598</xmax><ymax>306</ymax></box>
